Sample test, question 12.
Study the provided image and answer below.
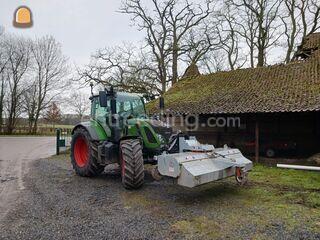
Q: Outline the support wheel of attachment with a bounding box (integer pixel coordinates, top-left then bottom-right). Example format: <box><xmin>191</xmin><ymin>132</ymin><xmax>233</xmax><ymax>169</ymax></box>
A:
<box><xmin>235</xmin><ymin>168</ymin><xmax>248</xmax><ymax>186</ymax></box>
<box><xmin>120</xmin><ymin>139</ymin><xmax>144</xmax><ymax>190</ymax></box>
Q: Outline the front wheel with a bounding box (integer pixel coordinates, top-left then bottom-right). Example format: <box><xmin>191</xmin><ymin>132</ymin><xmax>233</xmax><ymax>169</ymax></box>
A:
<box><xmin>120</xmin><ymin>139</ymin><xmax>144</xmax><ymax>189</ymax></box>
<box><xmin>71</xmin><ymin>128</ymin><xmax>104</xmax><ymax>177</ymax></box>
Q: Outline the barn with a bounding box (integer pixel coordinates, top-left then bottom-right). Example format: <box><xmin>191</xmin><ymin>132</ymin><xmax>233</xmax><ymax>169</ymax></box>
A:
<box><xmin>148</xmin><ymin>33</ymin><xmax>320</xmax><ymax>160</ymax></box>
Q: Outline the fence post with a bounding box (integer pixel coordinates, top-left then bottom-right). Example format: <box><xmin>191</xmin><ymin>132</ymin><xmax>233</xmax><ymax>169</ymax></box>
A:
<box><xmin>56</xmin><ymin>128</ymin><xmax>61</xmax><ymax>155</ymax></box>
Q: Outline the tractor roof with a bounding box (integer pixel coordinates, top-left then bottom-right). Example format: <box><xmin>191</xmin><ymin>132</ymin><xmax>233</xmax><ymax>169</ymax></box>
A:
<box><xmin>117</xmin><ymin>92</ymin><xmax>142</xmax><ymax>98</ymax></box>
<box><xmin>92</xmin><ymin>91</ymin><xmax>142</xmax><ymax>100</ymax></box>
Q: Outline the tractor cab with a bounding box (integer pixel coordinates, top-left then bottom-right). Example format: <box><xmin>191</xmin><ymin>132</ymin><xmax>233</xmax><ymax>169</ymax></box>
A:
<box><xmin>88</xmin><ymin>89</ymin><xmax>167</xmax><ymax>155</ymax></box>
<box><xmin>91</xmin><ymin>91</ymin><xmax>147</xmax><ymax>124</ymax></box>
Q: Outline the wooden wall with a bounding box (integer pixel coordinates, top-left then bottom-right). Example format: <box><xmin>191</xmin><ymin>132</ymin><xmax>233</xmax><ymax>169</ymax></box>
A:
<box><xmin>168</xmin><ymin>112</ymin><xmax>320</xmax><ymax>156</ymax></box>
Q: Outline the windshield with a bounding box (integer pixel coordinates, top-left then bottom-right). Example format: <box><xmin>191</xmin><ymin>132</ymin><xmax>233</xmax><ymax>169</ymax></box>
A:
<box><xmin>116</xmin><ymin>95</ymin><xmax>146</xmax><ymax>118</ymax></box>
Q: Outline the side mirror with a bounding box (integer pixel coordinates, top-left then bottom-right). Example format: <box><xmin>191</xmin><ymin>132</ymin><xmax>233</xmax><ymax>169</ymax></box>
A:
<box><xmin>159</xmin><ymin>97</ymin><xmax>165</xmax><ymax>110</ymax></box>
<box><xmin>99</xmin><ymin>91</ymin><xmax>108</xmax><ymax>107</ymax></box>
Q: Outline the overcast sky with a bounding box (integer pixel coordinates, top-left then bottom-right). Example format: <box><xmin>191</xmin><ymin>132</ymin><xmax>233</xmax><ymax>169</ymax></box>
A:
<box><xmin>0</xmin><ymin>0</ymin><xmax>144</xmax><ymax>66</ymax></box>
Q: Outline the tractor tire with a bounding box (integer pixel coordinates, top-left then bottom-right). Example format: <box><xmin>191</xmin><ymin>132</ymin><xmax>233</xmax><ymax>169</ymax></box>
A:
<box><xmin>266</xmin><ymin>148</ymin><xmax>276</xmax><ymax>158</ymax></box>
<box><xmin>71</xmin><ymin>128</ymin><xmax>104</xmax><ymax>177</ymax></box>
<box><xmin>120</xmin><ymin>139</ymin><xmax>144</xmax><ymax>190</ymax></box>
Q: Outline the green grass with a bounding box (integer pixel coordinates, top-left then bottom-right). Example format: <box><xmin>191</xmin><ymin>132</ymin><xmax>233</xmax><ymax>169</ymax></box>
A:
<box><xmin>172</xmin><ymin>216</ymin><xmax>221</xmax><ymax>239</ymax></box>
<box><xmin>37</xmin><ymin>124</ymin><xmax>74</xmax><ymax>129</ymax></box>
<box><xmin>168</xmin><ymin>165</ymin><xmax>320</xmax><ymax>238</ymax></box>
<box><xmin>251</xmin><ymin>164</ymin><xmax>320</xmax><ymax>190</ymax></box>
<box><xmin>0</xmin><ymin>124</ymin><xmax>74</xmax><ymax>136</ymax></box>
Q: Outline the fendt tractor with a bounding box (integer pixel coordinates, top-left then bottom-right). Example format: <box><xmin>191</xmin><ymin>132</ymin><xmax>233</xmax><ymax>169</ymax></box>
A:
<box><xmin>70</xmin><ymin>87</ymin><xmax>253</xmax><ymax>189</ymax></box>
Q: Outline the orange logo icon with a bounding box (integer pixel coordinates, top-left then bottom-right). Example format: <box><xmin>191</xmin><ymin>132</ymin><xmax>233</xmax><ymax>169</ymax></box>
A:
<box><xmin>13</xmin><ymin>6</ymin><xmax>33</xmax><ymax>28</ymax></box>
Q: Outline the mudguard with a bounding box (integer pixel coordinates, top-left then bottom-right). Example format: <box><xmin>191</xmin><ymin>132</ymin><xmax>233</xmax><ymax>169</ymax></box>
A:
<box><xmin>72</xmin><ymin>121</ymin><xmax>108</xmax><ymax>141</ymax></box>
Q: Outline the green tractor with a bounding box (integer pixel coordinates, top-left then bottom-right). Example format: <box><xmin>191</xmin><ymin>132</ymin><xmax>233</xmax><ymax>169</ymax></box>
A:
<box><xmin>71</xmin><ymin>87</ymin><xmax>252</xmax><ymax>189</ymax></box>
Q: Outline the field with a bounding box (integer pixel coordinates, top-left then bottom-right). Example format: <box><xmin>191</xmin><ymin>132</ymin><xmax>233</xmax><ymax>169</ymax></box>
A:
<box><xmin>1</xmin><ymin>152</ymin><xmax>319</xmax><ymax>240</ymax></box>
<box><xmin>0</xmin><ymin>124</ymin><xmax>73</xmax><ymax>136</ymax></box>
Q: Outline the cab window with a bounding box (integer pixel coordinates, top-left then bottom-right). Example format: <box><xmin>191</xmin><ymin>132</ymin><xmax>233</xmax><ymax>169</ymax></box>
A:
<box><xmin>117</xmin><ymin>101</ymin><xmax>131</xmax><ymax>114</ymax></box>
<box><xmin>91</xmin><ymin>97</ymin><xmax>110</xmax><ymax>120</ymax></box>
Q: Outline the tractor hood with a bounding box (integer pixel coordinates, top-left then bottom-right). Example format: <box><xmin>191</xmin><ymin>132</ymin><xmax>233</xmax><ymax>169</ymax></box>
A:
<box><xmin>145</xmin><ymin>119</ymin><xmax>173</xmax><ymax>141</ymax></box>
<box><xmin>127</xmin><ymin>118</ymin><xmax>173</xmax><ymax>143</ymax></box>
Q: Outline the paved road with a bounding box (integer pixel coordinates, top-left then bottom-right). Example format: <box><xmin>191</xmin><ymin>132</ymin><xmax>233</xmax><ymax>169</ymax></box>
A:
<box><xmin>0</xmin><ymin>137</ymin><xmax>55</xmax><ymax>221</ymax></box>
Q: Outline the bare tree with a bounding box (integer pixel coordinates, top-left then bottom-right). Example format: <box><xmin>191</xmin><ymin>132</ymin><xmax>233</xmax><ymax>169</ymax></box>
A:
<box><xmin>199</xmin><ymin>49</ymin><xmax>227</xmax><ymax>73</ymax></box>
<box><xmin>79</xmin><ymin>43</ymin><xmax>162</xmax><ymax>95</ymax></box>
<box><xmin>281</xmin><ymin>0</ymin><xmax>300</xmax><ymax>63</ymax></box>
<box><xmin>215</xmin><ymin>3</ymin><xmax>247</xmax><ymax>70</ymax></box>
<box><xmin>165</xmin><ymin>0</ymin><xmax>213</xmax><ymax>84</ymax></box>
<box><xmin>80</xmin><ymin>0</ymin><xmax>319</xmax><ymax>96</ymax></box>
<box><xmin>25</xmin><ymin>36</ymin><xmax>69</xmax><ymax>133</ymax></box>
<box><xmin>231</xmin><ymin>0</ymin><xmax>282</xmax><ymax>67</ymax></box>
<box><xmin>5</xmin><ymin>35</ymin><xmax>31</xmax><ymax>134</ymax></box>
<box><xmin>0</xmin><ymin>72</ymin><xmax>6</xmax><ymax>130</ymax></box>
<box><xmin>44</xmin><ymin>102</ymin><xmax>62</xmax><ymax>128</ymax></box>
<box><xmin>297</xmin><ymin>0</ymin><xmax>320</xmax><ymax>40</ymax></box>
<box><xmin>0</xmin><ymin>26</ymin><xmax>8</xmax><ymax>75</ymax></box>
<box><xmin>280</xmin><ymin>0</ymin><xmax>320</xmax><ymax>63</ymax></box>
<box><xmin>120</xmin><ymin>0</ymin><xmax>171</xmax><ymax>93</ymax></box>
<box><xmin>120</xmin><ymin>0</ymin><xmax>214</xmax><ymax>90</ymax></box>
<box><xmin>183</xmin><ymin>23</ymin><xmax>220</xmax><ymax>66</ymax></box>
<box><xmin>68</xmin><ymin>92</ymin><xmax>90</xmax><ymax>121</ymax></box>
<box><xmin>233</xmin><ymin>4</ymin><xmax>258</xmax><ymax>68</ymax></box>
<box><xmin>0</xmin><ymin>27</ymin><xmax>7</xmax><ymax>129</ymax></box>
<box><xmin>23</xmin><ymin>84</ymin><xmax>37</xmax><ymax>133</ymax></box>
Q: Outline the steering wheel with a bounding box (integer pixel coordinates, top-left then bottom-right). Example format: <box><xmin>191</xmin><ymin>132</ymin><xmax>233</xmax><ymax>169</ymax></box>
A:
<box><xmin>119</xmin><ymin>111</ymin><xmax>134</xmax><ymax>119</ymax></box>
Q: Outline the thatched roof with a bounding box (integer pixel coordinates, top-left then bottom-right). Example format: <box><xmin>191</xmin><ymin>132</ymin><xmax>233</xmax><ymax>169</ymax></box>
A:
<box><xmin>301</xmin><ymin>32</ymin><xmax>320</xmax><ymax>50</ymax></box>
<box><xmin>148</xmin><ymin>34</ymin><xmax>320</xmax><ymax>115</ymax></box>
<box><xmin>296</xmin><ymin>33</ymin><xmax>320</xmax><ymax>59</ymax></box>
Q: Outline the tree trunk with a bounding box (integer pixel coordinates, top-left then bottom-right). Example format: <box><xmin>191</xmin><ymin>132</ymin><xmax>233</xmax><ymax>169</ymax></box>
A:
<box><xmin>285</xmin><ymin>41</ymin><xmax>294</xmax><ymax>64</ymax></box>
<box><xmin>172</xmin><ymin>39</ymin><xmax>179</xmax><ymax>86</ymax></box>
<box><xmin>0</xmin><ymin>76</ymin><xmax>4</xmax><ymax>130</ymax></box>
<box><xmin>6</xmin><ymin>117</ymin><xmax>15</xmax><ymax>134</ymax></box>
<box><xmin>28</xmin><ymin>119</ymin><xmax>33</xmax><ymax>134</ymax></box>
<box><xmin>161</xmin><ymin>76</ymin><xmax>166</xmax><ymax>94</ymax></box>
<box><xmin>257</xmin><ymin>47</ymin><xmax>264</xmax><ymax>67</ymax></box>
<box><xmin>32</xmin><ymin>112</ymin><xmax>40</xmax><ymax>134</ymax></box>
<box><xmin>32</xmin><ymin>121</ymin><xmax>38</xmax><ymax>134</ymax></box>
<box><xmin>250</xmin><ymin>45</ymin><xmax>255</xmax><ymax>68</ymax></box>
<box><xmin>7</xmin><ymin>84</ymin><xmax>18</xmax><ymax>134</ymax></box>
<box><xmin>228</xmin><ymin>52</ymin><xmax>235</xmax><ymax>70</ymax></box>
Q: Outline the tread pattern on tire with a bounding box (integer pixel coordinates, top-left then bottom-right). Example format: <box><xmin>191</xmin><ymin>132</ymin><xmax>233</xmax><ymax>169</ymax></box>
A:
<box><xmin>120</xmin><ymin>139</ymin><xmax>144</xmax><ymax>189</ymax></box>
<box><xmin>71</xmin><ymin>127</ymin><xmax>104</xmax><ymax>177</ymax></box>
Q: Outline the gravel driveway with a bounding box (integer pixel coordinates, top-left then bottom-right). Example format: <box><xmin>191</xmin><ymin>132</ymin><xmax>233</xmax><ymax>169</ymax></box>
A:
<box><xmin>0</xmin><ymin>144</ymin><xmax>319</xmax><ymax>239</ymax></box>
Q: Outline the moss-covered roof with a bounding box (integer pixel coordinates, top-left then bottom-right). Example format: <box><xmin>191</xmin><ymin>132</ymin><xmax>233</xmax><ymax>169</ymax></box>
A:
<box><xmin>301</xmin><ymin>33</ymin><xmax>320</xmax><ymax>50</ymax></box>
<box><xmin>148</xmin><ymin>48</ymin><xmax>320</xmax><ymax>115</ymax></box>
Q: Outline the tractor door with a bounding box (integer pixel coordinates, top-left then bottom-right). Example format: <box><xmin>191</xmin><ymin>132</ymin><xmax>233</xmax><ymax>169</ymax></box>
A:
<box><xmin>91</xmin><ymin>97</ymin><xmax>112</xmax><ymax>137</ymax></box>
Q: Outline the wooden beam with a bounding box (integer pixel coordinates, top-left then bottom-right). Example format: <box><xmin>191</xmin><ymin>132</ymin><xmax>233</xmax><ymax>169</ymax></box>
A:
<box><xmin>255</xmin><ymin>119</ymin><xmax>260</xmax><ymax>163</ymax></box>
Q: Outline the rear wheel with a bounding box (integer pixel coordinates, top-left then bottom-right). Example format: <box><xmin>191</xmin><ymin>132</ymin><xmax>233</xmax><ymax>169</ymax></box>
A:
<box><xmin>120</xmin><ymin>139</ymin><xmax>144</xmax><ymax>189</ymax></box>
<box><xmin>266</xmin><ymin>148</ymin><xmax>276</xmax><ymax>158</ymax></box>
<box><xmin>71</xmin><ymin>128</ymin><xmax>104</xmax><ymax>177</ymax></box>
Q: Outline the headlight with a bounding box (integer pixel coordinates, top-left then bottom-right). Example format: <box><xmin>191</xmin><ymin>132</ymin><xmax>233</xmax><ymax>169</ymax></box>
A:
<box><xmin>157</xmin><ymin>134</ymin><xmax>166</xmax><ymax>144</ymax></box>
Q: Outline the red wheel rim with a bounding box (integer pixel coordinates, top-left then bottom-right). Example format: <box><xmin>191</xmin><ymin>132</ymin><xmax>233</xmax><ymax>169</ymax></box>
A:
<box><xmin>74</xmin><ymin>136</ymin><xmax>89</xmax><ymax>168</ymax></box>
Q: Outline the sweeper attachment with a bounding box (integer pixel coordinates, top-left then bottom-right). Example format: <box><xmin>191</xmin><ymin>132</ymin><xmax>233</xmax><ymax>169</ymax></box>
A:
<box><xmin>70</xmin><ymin>87</ymin><xmax>252</xmax><ymax>189</ymax></box>
<box><xmin>156</xmin><ymin>137</ymin><xmax>252</xmax><ymax>188</ymax></box>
